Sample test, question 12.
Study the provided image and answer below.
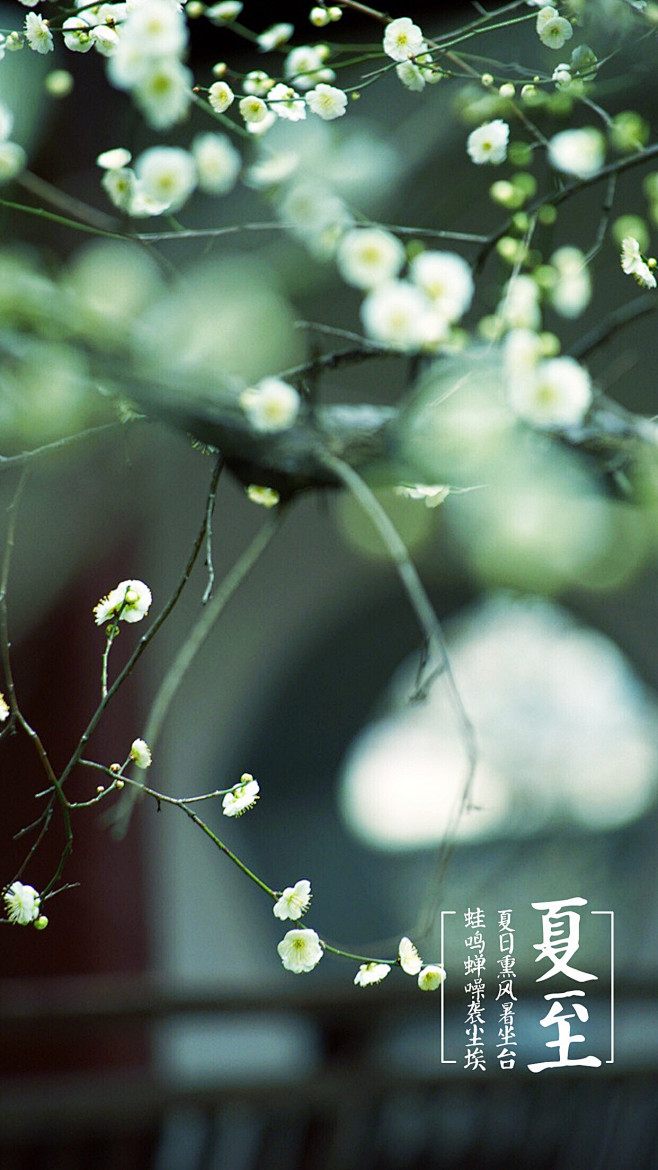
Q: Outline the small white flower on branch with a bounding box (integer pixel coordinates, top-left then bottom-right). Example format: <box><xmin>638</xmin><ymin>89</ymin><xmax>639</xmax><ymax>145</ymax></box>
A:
<box><xmin>398</xmin><ymin>936</ymin><xmax>423</xmax><ymax>975</ymax></box>
<box><xmin>24</xmin><ymin>12</ymin><xmax>53</xmax><ymax>53</ymax></box>
<box><xmin>257</xmin><ymin>23</ymin><xmax>294</xmax><ymax>52</ymax></box>
<box><xmin>0</xmin><ymin>693</ymin><xmax>9</xmax><ymax>721</ymax></box>
<box><xmin>97</xmin><ymin>147</ymin><xmax>132</xmax><ymax>170</ymax></box>
<box><xmin>336</xmin><ymin>227</ymin><xmax>405</xmax><ymax>290</ymax></box>
<box><xmin>94</xmin><ymin>580</ymin><xmax>152</xmax><ymax>626</ymax></box>
<box><xmin>206</xmin><ymin>2</ymin><xmax>243</xmax><ymax>24</ymax></box>
<box><xmin>222</xmin><ymin>773</ymin><xmax>260</xmax><ymax>817</ymax></box>
<box><xmin>508</xmin><ymin>355</ymin><xmax>593</xmax><ymax>429</ymax></box>
<box><xmin>354</xmin><ymin>962</ymin><xmax>391</xmax><ymax>987</ymax></box>
<box><xmin>383</xmin><ymin>17</ymin><xmax>426</xmax><ymax>62</ymax></box>
<box><xmin>63</xmin><ymin>16</ymin><xmax>93</xmax><ymax>53</ymax></box>
<box><xmin>240</xmin><ymin>377</ymin><xmax>301</xmax><ymax>432</ymax></box>
<box><xmin>548</xmin><ymin>127</ymin><xmax>604</xmax><ymax>178</ymax></box>
<box><xmin>130</xmin><ymin>738</ymin><xmax>152</xmax><ymax>769</ymax></box>
<box><xmin>285</xmin><ymin>45</ymin><xmax>333</xmax><ymax>91</ymax></box>
<box><xmin>192</xmin><ymin>133</ymin><xmax>241</xmax><ymax>195</ymax></box>
<box><xmin>268</xmin><ymin>83</ymin><xmax>307</xmax><ymax>122</ymax></box>
<box><xmin>306</xmin><ymin>84</ymin><xmax>348</xmax><ymax>120</ymax></box>
<box><xmin>135</xmin><ymin>146</ymin><xmax>197</xmax><ymax>211</ymax></box>
<box><xmin>467</xmin><ymin>120</ymin><xmax>510</xmax><ymax>165</ymax></box>
<box><xmin>620</xmin><ymin>236</ymin><xmax>657</xmax><ymax>288</ymax></box>
<box><xmin>273</xmin><ymin>879</ymin><xmax>312</xmax><ymax>920</ymax></box>
<box><xmin>3</xmin><ymin>881</ymin><xmax>41</xmax><ymax>925</ymax></box>
<box><xmin>536</xmin><ymin>6</ymin><xmax>573</xmax><ymax>50</ymax></box>
<box><xmin>418</xmin><ymin>964</ymin><xmax>446</xmax><ymax>991</ymax></box>
<box><xmin>208</xmin><ymin>80</ymin><xmax>235</xmax><ymax>113</ymax></box>
<box><xmin>409</xmin><ymin>250</ymin><xmax>474</xmax><ymax>322</ymax></box>
<box><xmin>277</xmin><ymin>927</ymin><xmax>324</xmax><ymax>973</ymax></box>
<box><xmin>243</xmin><ymin>71</ymin><xmax>274</xmax><ymax>97</ymax></box>
<box><xmin>239</xmin><ymin>95</ymin><xmax>269</xmax><ymax>125</ymax></box>
<box><xmin>361</xmin><ymin>280</ymin><xmax>443</xmax><ymax>351</ymax></box>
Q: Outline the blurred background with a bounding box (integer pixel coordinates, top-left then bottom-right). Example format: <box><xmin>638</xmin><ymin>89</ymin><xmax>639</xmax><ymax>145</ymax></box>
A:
<box><xmin>2</xmin><ymin>0</ymin><xmax>658</xmax><ymax>1166</ymax></box>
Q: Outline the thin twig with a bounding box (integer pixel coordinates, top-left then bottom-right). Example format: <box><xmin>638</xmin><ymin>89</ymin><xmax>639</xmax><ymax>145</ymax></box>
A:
<box><xmin>143</xmin><ymin>506</ymin><xmax>284</xmax><ymax>754</ymax></box>
<box><xmin>319</xmin><ymin>452</ymin><xmax>478</xmax><ymax>940</ymax></box>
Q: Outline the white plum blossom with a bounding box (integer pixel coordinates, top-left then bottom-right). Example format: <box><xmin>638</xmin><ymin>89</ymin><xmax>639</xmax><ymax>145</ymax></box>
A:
<box><xmin>279</xmin><ymin>181</ymin><xmax>352</xmax><ymax>256</ymax></box>
<box><xmin>536</xmin><ymin>6</ymin><xmax>573</xmax><ymax>49</ymax></box>
<box><xmin>336</xmin><ymin>227</ymin><xmax>406</xmax><ymax>290</ymax></box>
<box><xmin>620</xmin><ymin>236</ymin><xmax>657</xmax><ymax>288</ymax></box>
<box><xmin>552</xmin><ymin>63</ymin><xmax>572</xmax><ymax>89</ymax></box>
<box><xmin>273</xmin><ymin>879</ymin><xmax>312</xmax><ymax>920</ymax></box>
<box><xmin>101</xmin><ymin>166</ymin><xmax>170</xmax><ymax>217</ymax></box>
<box><xmin>354</xmin><ymin>962</ymin><xmax>392</xmax><ymax>986</ymax></box>
<box><xmin>467</xmin><ymin>119</ymin><xmax>510</xmax><ymax>165</ymax></box>
<box><xmin>245</xmin><ymin>150</ymin><xmax>299</xmax><ymax>189</ymax></box>
<box><xmin>130</xmin><ymin>738</ymin><xmax>152</xmax><ymax>768</ymax></box>
<box><xmin>239</xmin><ymin>96</ymin><xmax>269</xmax><ymax>125</ymax></box>
<box><xmin>106</xmin><ymin>0</ymin><xmax>191</xmax><ymax>128</ymax></box>
<box><xmin>4</xmin><ymin>882</ymin><xmax>41</xmax><ymax>925</ymax></box>
<box><xmin>399</xmin><ymin>936</ymin><xmax>423</xmax><ymax>975</ymax></box>
<box><xmin>97</xmin><ymin>147</ymin><xmax>132</xmax><ymax>170</ymax></box>
<box><xmin>123</xmin><ymin>0</ymin><xmax>187</xmax><ymax>57</ymax></box>
<box><xmin>284</xmin><ymin>45</ymin><xmax>332</xmax><ymax>90</ymax></box>
<box><xmin>222</xmin><ymin>773</ymin><xmax>260</xmax><ymax>817</ymax></box>
<box><xmin>549</xmin><ymin>246</ymin><xmax>592</xmax><ymax>316</ymax></box>
<box><xmin>396</xmin><ymin>60</ymin><xmax>426</xmax><ymax>91</ymax></box>
<box><xmin>135</xmin><ymin>146</ymin><xmax>197</xmax><ymax>211</ymax></box>
<box><xmin>257</xmin><ymin>23</ymin><xmax>294</xmax><ymax>52</ymax></box>
<box><xmin>63</xmin><ymin>16</ymin><xmax>94</xmax><ymax>52</ymax></box>
<box><xmin>192</xmin><ymin>133</ymin><xmax>240</xmax><ymax>194</ymax></box>
<box><xmin>243</xmin><ymin>71</ymin><xmax>274</xmax><ymax>97</ymax></box>
<box><xmin>94</xmin><ymin>580</ymin><xmax>152</xmax><ymax>625</ymax></box>
<box><xmin>268</xmin><ymin>83</ymin><xmax>307</xmax><ymax>122</ymax></box>
<box><xmin>240</xmin><ymin>377</ymin><xmax>301</xmax><ymax>432</ymax></box>
<box><xmin>24</xmin><ymin>11</ymin><xmax>54</xmax><ymax>53</ymax></box>
<box><xmin>277</xmin><ymin>927</ymin><xmax>324</xmax><ymax>973</ymax></box>
<box><xmin>133</xmin><ymin>59</ymin><xmax>193</xmax><ymax>130</ymax></box>
<box><xmin>508</xmin><ymin>355</ymin><xmax>593</xmax><ymax>429</ymax></box>
<box><xmin>206</xmin><ymin>2</ymin><xmax>243</xmax><ymax>23</ymax></box>
<box><xmin>409</xmin><ymin>250</ymin><xmax>474</xmax><ymax>322</ymax></box>
<box><xmin>90</xmin><ymin>25</ymin><xmax>120</xmax><ymax>56</ymax></box>
<box><xmin>383</xmin><ymin>17</ymin><xmax>426</xmax><ymax>62</ymax></box>
<box><xmin>548</xmin><ymin>128</ymin><xmax>604</xmax><ymax>178</ymax></box>
<box><xmin>418</xmin><ymin>964</ymin><xmax>446</xmax><ymax>991</ymax></box>
<box><xmin>361</xmin><ymin>280</ymin><xmax>441</xmax><ymax>351</ymax></box>
<box><xmin>208</xmin><ymin>80</ymin><xmax>234</xmax><ymax>113</ymax></box>
<box><xmin>0</xmin><ymin>693</ymin><xmax>9</xmax><ymax>721</ymax></box>
<box><xmin>499</xmin><ymin>273</ymin><xmax>542</xmax><ymax>330</ymax></box>
<box><xmin>306</xmin><ymin>84</ymin><xmax>348</xmax><ymax>120</ymax></box>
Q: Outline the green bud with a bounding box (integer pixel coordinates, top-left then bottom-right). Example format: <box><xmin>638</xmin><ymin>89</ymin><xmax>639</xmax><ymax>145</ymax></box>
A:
<box><xmin>612</xmin><ymin>215</ymin><xmax>649</xmax><ymax>253</ymax></box>
<box><xmin>512</xmin><ymin>172</ymin><xmax>537</xmax><ymax>199</ymax></box>
<box><xmin>570</xmin><ymin>44</ymin><xmax>598</xmax><ymax>79</ymax></box>
<box><xmin>538</xmin><ymin>204</ymin><xmax>557</xmax><ymax>226</ymax></box>
<box><xmin>508</xmin><ymin>142</ymin><xmax>532</xmax><ymax>168</ymax></box>
<box><xmin>34</xmin><ymin>915</ymin><xmax>48</xmax><ymax>931</ymax></box>
<box><xmin>610</xmin><ymin>111</ymin><xmax>650</xmax><ymax>154</ymax></box>
<box><xmin>490</xmin><ymin>180</ymin><xmax>521</xmax><ymax>208</ymax></box>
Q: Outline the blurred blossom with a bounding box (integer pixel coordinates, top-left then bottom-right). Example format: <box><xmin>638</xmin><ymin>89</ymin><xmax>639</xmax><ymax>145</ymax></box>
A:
<box><xmin>63</xmin><ymin>240</ymin><xmax>163</xmax><ymax>344</ymax></box>
<box><xmin>340</xmin><ymin>596</ymin><xmax>658</xmax><ymax>849</ymax></box>
<box><xmin>133</xmin><ymin>257</ymin><xmax>302</xmax><ymax>385</ymax></box>
<box><xmin>548</xmin><ymin>246</ymin><xmax>592</xmax><ymax>317</ymax></box>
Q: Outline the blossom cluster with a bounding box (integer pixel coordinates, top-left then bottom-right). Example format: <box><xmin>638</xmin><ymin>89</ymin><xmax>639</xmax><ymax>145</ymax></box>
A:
<box><xmin>335</xmin><ymin>227</ymin><xmax>475</xmax><ymax>352</ymax></box>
